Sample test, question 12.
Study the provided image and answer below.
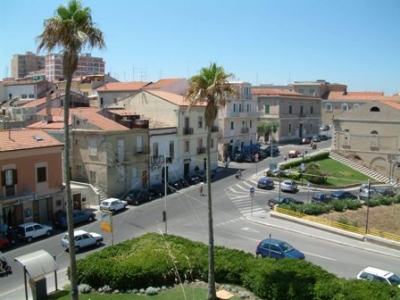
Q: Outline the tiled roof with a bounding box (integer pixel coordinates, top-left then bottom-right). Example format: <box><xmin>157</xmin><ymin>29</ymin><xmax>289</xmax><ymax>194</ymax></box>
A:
<box><xmin>0</xmin><ymin>129</ymin><xmax>63</xmax><ymax>152</ymax></box>
<box><xmin>326</xmin><ymin>91</ymin><xmax>400</xmax><ymax>101</ymax></box>
<box><xmin>251</xmin><ymin>89</ymin><xmax>306</xmax><ymax>97</ymax></box>
<box><xmin>71</xmin><ymin>108</ymin><xmax>130</xmax><ymax>131</ymax></box>
<box><xmin>96</xmin><ymin>81</ymin><xmax>152</xmax><ymax>92</ymax></box>
<box><xmin>27</xmin><ymin>120</ymin><xmax>65</xmax><ymax>129</ymax></box>
<box><xmin>20</xmin><ymin>93</ymin><xmax>61</xmax><ymax>108</ymax></box>
<box><xmin>380</xmin><ymin>100</ymin><xmax>400</xmax><ymax>110</ymax></box>
<box><xmin>146</xmin><ymin>90</ymin><xmax>206</xmax><ymax>107</ymax></box>
<box><xmin>145</xmin><ymin>78</ymin><xmax>184</xmax><ymax>89</ymax></box>
<box><xmin>107</xmin><ymin>108</ymin><xmax>138</xmax><ymax>116</ymax></box>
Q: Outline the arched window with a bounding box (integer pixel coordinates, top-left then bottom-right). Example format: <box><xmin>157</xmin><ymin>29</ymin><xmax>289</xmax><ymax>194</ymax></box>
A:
<box><xmin>370</xmin><ymin>106</ymin><xmax>380</xmax><ymax>112</ymax></box>
<box><xmin>370</xmin><ymin>130</ymin><xmax>378</xmax><ymax>134</ymax></box>
<box><xmin>370</xmin><ymin>130</ymin><xmax>378</xmax><ymax>149</ymax></box>
<box><xmin>341</xmin><ymin>103</ymin><xmax>349</xmax><ymax>111</ymax></box>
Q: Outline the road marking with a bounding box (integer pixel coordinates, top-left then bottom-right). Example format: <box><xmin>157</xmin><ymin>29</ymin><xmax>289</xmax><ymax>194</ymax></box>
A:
<box><xmin>241</xmin><ymin>227</ymin><xmax>260</xmax><ymax>233</ymax></box>
<box><xmin>303</xmin><ymin>251</ymin><xmax>336</xmax><ymax>261</ymax></box>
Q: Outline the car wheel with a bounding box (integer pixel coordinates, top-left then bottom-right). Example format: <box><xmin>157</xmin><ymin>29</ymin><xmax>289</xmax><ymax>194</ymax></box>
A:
<box><xmin>257</xmin><ymin>184</ymin><xmax>260</xmax><ymax>188</ymax></box>
<box><xmin>27</xmin><ymin>237</ymin><xmax>33</xmax><ymax>243</ymax></box>
<box><xmin>95</xmin><ymin>240</ymin><xmax>101</xmax><ymax>247</ymax></box>
<box><xmin>46</xmin><ymin>231</ymin><xmax>51</xmax><ymax>237</ymax></box>
<box><xmin>88</xmin><ymin>216</ymin><xmax>94</xmax><ymax>222</ymax></box>
<box><xmin>256</xmin><ymin>253</ymin><xmax>263</xmax><ymax>259</ymax></box>
<box><xmin>75</xmin><ymin>246</ymin><xmax>80</xmax><ymax>253</ymax></box>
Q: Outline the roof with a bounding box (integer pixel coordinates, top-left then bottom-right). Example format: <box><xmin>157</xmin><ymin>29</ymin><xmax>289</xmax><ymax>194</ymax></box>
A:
<box><xmin>96</xmin><ymin>81</ymin><xmax>152</xmax><ymax>92</ymax></box>
<box><xmin>0</xmin><ymin>129</ymin><xmax>64</xmax><ymax>152</ymax></box>
<box><xmin>146</xmin><ymin>90</ymin><xmax>206</xmax><ymax>107</ymax></box>
<box><xmin>360</xmin><ymin>267</ymin><xmax>393</xmax><ymax>277</ymax></box>
<box><xmin>251</xmin><ymin>89</ymin><xmax>307</xmax><ymax>97</ymax></box>
<box><xmin>71</xmin><ymin>108</ymin><xmax>131</xmax><ymax>131</ymax></box>
<box><xmin>14</xmin><ymin>250</ymin><xmax>58</xmax><ymax>280</ymax></box>
<box><xmin>326</xmin><ymin>91</ymin><xmax>400</xmax><ymax>101</ymax></box>
<box><xmin>144</xmin><ymin>78</ymin><xmax>185</xmax><ymax>89</ymax></box>
<box><xmin>380</xmin><ymin>100</ymin><xmax>400</xmax><ymax>110</ymax></box>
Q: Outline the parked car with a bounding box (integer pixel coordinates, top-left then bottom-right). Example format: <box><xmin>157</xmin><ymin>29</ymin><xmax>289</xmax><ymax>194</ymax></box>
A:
<box><xmin>359</xmin><ymin>188</ymin><xmax>381</xmax><ymax>201</ymax></box>
<box><xmin>264</xmin><ymin>145</ymin><xmax>280</xmax><ymax>157</ymax></box>
<box><xmin>319</xmin><ymin>124</ymin><xmax>330</xmax><ymax>131</ymax></box>
<box><xmin>330</xmin><ymin>190</ymin><xmax>358</xmax><ymax>200</ymax></box>
<box><xmin>61</xmin><ymin>229</ymin><xmax>103</xmax><ymax>252</ymax></box>
<box><xmin>17</xmin><ymin>222</ymin><xmax>53</xmax><ymax>243</ymax></box>
<box><xmin>53</xmin><ymin>210</ymin><xmax>96</xmax><ymax>228</ymax></box>
<box><xmin>125</xmin><ymin>189</ymin><xmax>152</xmax><ymax>205</ymax></box>
<box><xmin>169</xmin><ymin>178</ymin><xmax>189</xmax><ymax>190</ymax></box>
<box><xmin>233</xmin><ymin>152</ymin><xmax>245</xmax><ymax>162</ymax></box>
<box><xmin>312</xmin><ymin>135</ymin><xmax>321</xmax><ymax>142</ymax></box>
<box><xmin>149</xmin><ymin>184</ymin><xmax>173</xmax><ymax>197</ymax></box>
<box><xmin>301</xmin><ymin>136</ymin><xmax>312</xmax><ymax>144</ymax></box>
<box><xmin>312</xmin><ymin>192</ymin><xmax>332</xmax><ymax>204</ymax></box>
<box><xmin>0</xmin><ymin>236</ymin><xmax>9</xmax><ymax>250</ymax></box>
<box><xmin>100</xmin><ymin>198</ymin><xmax>128</xmax><ymax>214</ymax></box>
<box><xmin>357</xmin><ymin>267</ymin><xmax>400</xmax><ymax>287</ymax></box>
<box><xmin>255</xmin><ymin>238</ymin><xmax>305</xmax><ymax>260</ymax></box>
<box><xmin>267</xmin><ymin>196</ymin><xmax>304</xmax><ymax>208</ymax></box>
<box><xmin>288</xmin><ymin>150</ymin><xmax>302</xmax><ymax>158</ymax></box>
<box><xmin>186</xmin><ymin>174</ymin><xmax>201</xmax><ymax>185</ymax></box>
<box><xmin>280</xmin><ymin>180</ymin><xmax>298</xmax><ymax>193</ymax></box>
<box><xmin>319</xmin><ymin>134</ymin><xmax>329</xmax><ymax>141</ymax></box>
<box><xmin>257</xmin><ymin>177</ymin><xmax>275</xmax><ymax>190</ymax></box>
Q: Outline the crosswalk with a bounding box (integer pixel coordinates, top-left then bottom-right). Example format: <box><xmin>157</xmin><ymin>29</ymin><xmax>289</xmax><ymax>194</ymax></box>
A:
<box><xmin>225</xmin><ymin>177</ymin><xmax>275</xmax><ymax>216</ymax></box>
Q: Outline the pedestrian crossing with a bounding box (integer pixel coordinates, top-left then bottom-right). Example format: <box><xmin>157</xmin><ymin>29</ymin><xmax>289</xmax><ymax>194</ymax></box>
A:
<box><xmin>225</xmin><ymin>177</ymin><xmax>276</xmax><ymax>216</ymax></box>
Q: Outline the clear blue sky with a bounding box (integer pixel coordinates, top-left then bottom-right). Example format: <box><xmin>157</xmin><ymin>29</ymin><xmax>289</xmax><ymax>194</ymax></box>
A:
<box><xmin>2</xmin><ymin>0</ymin><xmax>400</xmax><ymax>95</ymax></box>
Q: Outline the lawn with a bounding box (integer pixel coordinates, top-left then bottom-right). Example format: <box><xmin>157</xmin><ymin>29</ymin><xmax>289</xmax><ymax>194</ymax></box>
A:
<box><xmin>306</xmin><ymin>158</ymin><xmax>374</xmax><ymax>186</ymax></box>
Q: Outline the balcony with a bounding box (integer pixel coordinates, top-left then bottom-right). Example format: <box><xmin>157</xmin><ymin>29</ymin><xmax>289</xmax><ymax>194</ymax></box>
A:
<box><xmin>135</xmin><ymin>146</ymin><xmax>150</xmax><ymax>155</ymax></box>
<box><xmin>183</xmin><ymin>127</ymin><xmax>194</xmax><ymax>135</ymax></box>
<box><xmin>197</xmin><ymin>147</ymin><xmax>206</xmax><ymax>154</ymax></box>
<box><xmin>241</xmin><ymin>127</ymin><xmax>249</xmax><ymax>133</ymax></box>
<box><xmin>211</xmin><ymin>125</ymin><xmax>219</xmax><ymax>133</ymax></box>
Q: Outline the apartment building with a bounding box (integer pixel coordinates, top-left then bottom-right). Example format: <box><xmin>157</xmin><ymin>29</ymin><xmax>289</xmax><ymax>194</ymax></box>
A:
<box><xmin>45</xmin><ymin>53</ymin><xmax>105</xmax><ymax>82</ymax></box>
<box><xmin>0</xmin><ymin>129</ymin><xmax>64</xmax><ymax>231</ymax></box>
<box><xmin>11</xmin><ymin>51</ymin><xmax>45</xmax><ymax>79</ymax></box>
<box><xmin>218</xmin><ymin>81</ymin><xmax>259</xmax><ymax>160</ymax></box>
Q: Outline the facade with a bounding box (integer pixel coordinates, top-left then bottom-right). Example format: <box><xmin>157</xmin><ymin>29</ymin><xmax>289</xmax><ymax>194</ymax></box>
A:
<box><xmin>70</xmin><ymin>107</ymin><xmax>150</xmax><ymax>198</ymax></box>
<box><xmin>117</xmin><ymin>90</ymin><xmax>219</xmax><ymax>178</ymax></box>
<box><xmin>253</xmin><ymin>89</ymin><xmax>321</xmax><ymax>144</ymax></box>
<box><xmin>11</xmin><ymin>52</ymin><xmax>45</xmax><ymax>79</ymax></box>
<box><xmin>1</xmin><ymin>78</ymin><xmax>52</xmax><ymax>103</ymax></box>
<box><xmin>218</xmin><ymin>81</ymin><xmax>259</xmax><ymax>160</ymax></box>
<box><xmin>45</xmin><ymin>53</ymin><xmax>105</xmax><ymax>82</ymax></box>
<box><xmin>0</xmin><ymin>129</ymin><xmax>64</xmax><ymax>232</ymax></box>
<box><xmin>332</xmin><ymin>100</ymin><xmax>400</xmax><ymax>182</ymax></box>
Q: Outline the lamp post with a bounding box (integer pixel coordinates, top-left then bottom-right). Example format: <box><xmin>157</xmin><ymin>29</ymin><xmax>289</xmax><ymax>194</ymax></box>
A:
<box><xmin>163</xmin><ymin>155</ymin><xmax>167</xmax><ymax>234</ymax></box>
<box><xmin>365</xmin><ymin>180</ymin><xmax>371</xmax><ymax>234</ymax></box>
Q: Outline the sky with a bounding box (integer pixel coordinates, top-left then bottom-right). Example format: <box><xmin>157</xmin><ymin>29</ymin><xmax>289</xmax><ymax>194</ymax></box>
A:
<box><xmin>1</xmin><ymin>0</ymin><xmax>400</xmax><ymax>95</ymax></box>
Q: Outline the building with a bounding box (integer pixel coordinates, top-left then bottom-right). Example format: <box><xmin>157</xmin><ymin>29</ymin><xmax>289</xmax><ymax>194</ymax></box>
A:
<box><xmin>0</xmin><ymin>129</ymin><xmax>64</xmax><ymax>231</ymax></box>
<box><xmin>45</xmin><ymin>53</ymin><xmax>105</xmax><ymax>82</ymax></box>
<box><xmin>11</xmin><ymin>52</ymin><xmax>45</xmax><ymax>79</ymax></box>
<box><xmin>218</xmin><ymin>81</ymin><xmax>259</xmax><ymax>160</ymax></box>
<box><xmin>332</xmin><ymin>100</ymin><xmax>400</xmax><ymax>182</ymax></box>
<box><xmin>253</xmin><ymin>88</ymin><xmax>321</xmax><ymax>144</ymax></box>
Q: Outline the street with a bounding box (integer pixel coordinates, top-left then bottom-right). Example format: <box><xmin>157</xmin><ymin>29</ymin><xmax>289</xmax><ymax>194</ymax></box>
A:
<box><xmin>1</xmin><ymin>139</ymin><xmax>399</xmax><ymax>299</ymax></box>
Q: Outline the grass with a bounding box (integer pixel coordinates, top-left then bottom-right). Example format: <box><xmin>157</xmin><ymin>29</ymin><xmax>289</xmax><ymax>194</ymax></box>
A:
<box><xmin>47</xmin><ymin>284</ymin><xmax>252</xmax><ymax>300</ymax></box>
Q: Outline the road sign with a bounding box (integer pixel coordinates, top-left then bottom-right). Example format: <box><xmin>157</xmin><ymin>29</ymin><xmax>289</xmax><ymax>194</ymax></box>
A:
<box><xmin>250</xmin><ymin>187</ymin><xmax>255</xmax><ymax>194</ymax></box>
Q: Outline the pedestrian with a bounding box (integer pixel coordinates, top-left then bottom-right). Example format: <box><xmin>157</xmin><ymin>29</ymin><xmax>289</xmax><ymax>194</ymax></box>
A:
<box><xmin>284</xmin><ymin>155</ymin><xmax>287</xmax><ymax>162</ymax></box>
<box><xmin>199</xmin><ymin>182</ymin><xmax>204</xmax><ymax>196</ymax></box>
<box><xmin>226</xmin><ymin>157</ymin><xmax>230</xmax><ymax>169</ymax></box>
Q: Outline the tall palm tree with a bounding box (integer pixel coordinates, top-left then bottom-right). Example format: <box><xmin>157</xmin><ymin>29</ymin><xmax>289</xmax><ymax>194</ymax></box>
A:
<box><xmin>186</xmin><ymin>63</ymin><xmax>237</xmax><ymax>300</ymax></box>
<box><xmin>37</xmin><ymin>1</ymin><xmax>105</xmax><ymax>298</ymax></box>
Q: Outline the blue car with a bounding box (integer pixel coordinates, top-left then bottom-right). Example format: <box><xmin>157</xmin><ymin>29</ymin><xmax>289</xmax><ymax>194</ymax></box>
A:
<box><xmin>53</xmin><ymin>210</ymin><xmax>96</xmax><ymax>228</ymax></box>
<box><xmin>330</xmin><ymin>190</ymin><xmax>357</xmax><ymax>200</ymax></box>
<box><xmin>256</xmin><ymin>238</ymin><xmax>305</xmax><ymax>260</ymax></box>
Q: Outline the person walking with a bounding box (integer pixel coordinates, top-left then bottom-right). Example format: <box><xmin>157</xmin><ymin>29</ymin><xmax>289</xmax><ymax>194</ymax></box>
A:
<box><xmin>199</xmin><ymin>182</ymin><xmax>204</xmax><ymax>196</ymax></box>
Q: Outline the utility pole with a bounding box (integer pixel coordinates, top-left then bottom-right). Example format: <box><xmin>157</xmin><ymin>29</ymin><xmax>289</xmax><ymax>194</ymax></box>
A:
<box><xmin>365</xmin><ymin>180</ymin><xmax>371</xmax><ymax>234</ymax></box>
<box><xmin>164</xmin><ymin>155</ymin><xmax>167</xmax><ymax>234</ymax></box>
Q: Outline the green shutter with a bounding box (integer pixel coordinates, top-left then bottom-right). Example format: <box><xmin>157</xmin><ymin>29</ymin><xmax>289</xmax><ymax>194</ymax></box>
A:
<box><xmin>265</xmin><ymin>105</ymin><xmax>270</xmax><ymax>114</ymax></box>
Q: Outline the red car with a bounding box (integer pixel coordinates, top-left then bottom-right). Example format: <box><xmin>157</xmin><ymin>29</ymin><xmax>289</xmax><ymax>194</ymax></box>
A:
<box><xmin>0</xmin><ymin>236</ymin><xmax>9</xmax><ymax>250</ymax></box>
<box><xmin>288</xmin><ymin>150</ymin><xmax>302</xmax><ymax>158</ymax></box>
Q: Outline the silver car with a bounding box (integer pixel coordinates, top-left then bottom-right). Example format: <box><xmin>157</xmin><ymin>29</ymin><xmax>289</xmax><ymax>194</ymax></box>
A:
<box><xmin>61</xmin><ymin>229</ymin><xmax>103</xmax><ymax>252</ymax></box>
<box><xmin>100</xmin><ymin>198</ymin><xmax>128</xmax><ymax>214</ymax></box>
<box><xmin>280</xmin><ymin>180</ymin><xmax>298</xmax><ymax>193</ymax></box>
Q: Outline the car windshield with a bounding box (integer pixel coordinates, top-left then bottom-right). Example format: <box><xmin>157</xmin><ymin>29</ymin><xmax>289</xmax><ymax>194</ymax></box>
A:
<box><xmin>280</xmin><ymin>242</ymin><xmax>294</xmax><ymax>252</ymax></box>
<box><xmin>388</xmin><ymin>274</ymin><xmax>400</xmax><ymax>285</ymax></box>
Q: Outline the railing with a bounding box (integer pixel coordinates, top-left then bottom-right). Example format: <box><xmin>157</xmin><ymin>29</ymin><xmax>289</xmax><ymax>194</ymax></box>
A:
<box><xmin>135</xmin><ymin>146</ymin><xmax>150</xmax><ymax>155</ymax></box>
<box><xmin>197</xmin><ymin>147</ymin><xmax>206</xmax><ymax>154</ymax></box>
<box><xmin>183</xmin><ymin>127</ymin><xmax>194</xmax><ymax>135</ymax></box>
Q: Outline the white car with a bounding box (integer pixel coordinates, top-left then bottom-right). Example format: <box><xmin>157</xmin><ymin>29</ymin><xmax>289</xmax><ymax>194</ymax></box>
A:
<box><xmin>100</xmin><ymin>198</ymin><xmax>128</xmax><ymax>214</ymax></box>
<box><xmin>357</xmin><ymin>267</ymin><xmax>400</xmax><ymax>288</ymax></box>
<box><xmin>61</xmin><ymin>229</ymin><xmax>103</xmax><ymax>252</ymax></box>
<box><xmin>17</xmin><ymin>222</ymin><xmax>53</xmax><ymax>243</ymax></box>
<box><xmin>280</xmin><ymin>180</ymin><xmax>298</xmax><ymax>193</ymax></box>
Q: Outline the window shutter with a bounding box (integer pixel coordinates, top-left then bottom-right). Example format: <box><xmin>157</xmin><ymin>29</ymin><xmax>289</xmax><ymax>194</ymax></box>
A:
<box><xmin>1</xmin><ymin>171</ymin><xmax>5</xmax><ymax>186</ymax></box>
<box><xmin>13</xmin><ymin>169</ymin><xmax>18</xmax><ymax>185</ymax></box>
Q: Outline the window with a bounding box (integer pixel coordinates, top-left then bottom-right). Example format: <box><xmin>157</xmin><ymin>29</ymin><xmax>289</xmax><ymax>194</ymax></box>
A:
<box><xmin>288</xmin><ymin>124</ymin><xmax>292</xmax><ymax>133</ymax></box>
<box><xmin>239</xmin><ymin>103</ymin><xmax>242</xmax><ymax>112</ymax></box>
<box><xmin>298</xmin><ymin>88</ymin><xmax>304</xmax><ymax>94</ymax></box>
<box><xmin>21</xmin><ymin>94</ymin><xmax>27</xmax><ymax>99</ymax></box>
<box><xmin>2</xmin><ymin>169</ymin><xmax>17</xmax><ymax>186</ymax></box>
<box><xmin>370</xmin><ymin>106</ymin><xmax>380</xmax><ymax>112</ymax></box>
<box><xmin>89</xmin><ymin>139</ymin><xmax>97</xmax><ymax>156</ymax></box>
<box><xmin>230</xmin><ymin>121</ymin><xmax>234</xmax><ymax>130</ymax></box>
<box><xmin>117</xmin><ymin>166</ymin><xmax>125</xmax><ymax>182</ymax></box>
<box><xmin>289</xmin><ymin>105</ymin><xmax>292</xmax><ymax>114</ymax></box>
<box><xmin>153</xmin><ymin>142</ymin><xmax>159</xmax><ymax>156</ymax></box>
<box><xmin>300</xmin><ymin>106</ymin><xmax>304</xmax><ymax>114</ymax></box>
<box><xmin>89</xmin><ymin>171</ymin><xmax>96</xmax><ymax>184</ymax></box>
<box><xmin>250</xmin><ymin>120</ymin><xmax>252</xmax><ymax>128</ymax></box>
<box><xmin>242</xmin><ymin>120</ymin><xmax>245</xmax><ymax>127</ymax></box>
<box><xmin>184</xmin><ymin>140</ymin><xmax>190</xmax><ymax>152</ymax></box>
<box><xmin>76</xmin><ymin>165</ymin><xmax>83</xmax><ymax>177</ymax></box>
<box><xmin>310</xmin><ymin>106</ymin><xmax>314</xmax><ymax>114</ymax></box>
<box><xmin>198</xmin><ymin>116</ymin><xmax>203</xmax><ymax>128</ymax></box>
<box><xmin>370</xmin><ymin>130</ymin><xmax>378</xmax><ymax>148</ymax></box>
<box><xmin>29</xmin><ymin>94</ymin><xmax>34</xmax><ymax>98</ymax></box>
<box><xmin>37</xmin><ymin>166</ymin><xmax>47</xmax><ymax>182</ymax></box>
<box><xmin>169</xmin><ymin>141</ymin><xmax>174</xmax><ymax>159</ymax></box>
<box><xmin>310</xmin><ymin>89</ymin><xmax>315</xmax><ymax>95</ymax></box>
<box><xmin>233</xmin><ymin>104</ymin><xmax>237</xmax><ymax>112</ymax></box>
<box><xmin>341</xmin><ymin>103</ymin><xmax>349</xmax><ymax>111</ymax></box>
<box><xmin>265</xmin><ymin>105</ymin><xmax>270</xmax><ymax>114</ymax></box>
<box><xmin>326</xmin><ymin>103</ymin><xmax>332</xmax><ymax>111</ymax></box>
<box><xmin>211</xmin><ymin>138</ymin><xmax>214</xmax><ymax>148</ymax></box>
<box><xmin>247</xmin><ymin>103</ymin><xmax>251</xmax><ymax>112</ymax></box>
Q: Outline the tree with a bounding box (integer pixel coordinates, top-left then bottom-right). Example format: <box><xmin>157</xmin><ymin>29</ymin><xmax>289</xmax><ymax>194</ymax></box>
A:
<box><xmin>186</xmin><ymin>63</ymin><xmax>237</xmax><ymax>300</ymax></box>
<box><xmin>257</xmin><ymin>121</ymin><xmax>268</xmax><ymax>141</ymax></box>
<box><xmin>36</xmin><ymin>1</ymin><xmax>105</xmax><ymax>298</ymax></box>
<box><xmin>264</xmin><ymin>120</ymin><xmax>279</xmax><ymax>143</ymax></box>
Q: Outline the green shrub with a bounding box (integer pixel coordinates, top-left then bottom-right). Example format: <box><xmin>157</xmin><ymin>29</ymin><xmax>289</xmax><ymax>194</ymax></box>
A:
<box><xmin>295</xmin><ymin>203</ymin><xmax>332</xmax><ymax>215</ymax></box>
<box><xmin>367</xmin><ymin>198</ymin><xmax>382</xmax><ymax>207</ymax></box>
<box><xmin>345</xmin><ymin>199</ymin><xmax>363</xmax><ymax>210</ymax></box>
<box><xmin>380</xmin><ymin>196</ymin><xmax>394</xmax><ymax>205</ymax></box>
<box><xmin>331</xmin><ymin>200</ymin><xmax>347</xmax><ymax>212</ymax></box>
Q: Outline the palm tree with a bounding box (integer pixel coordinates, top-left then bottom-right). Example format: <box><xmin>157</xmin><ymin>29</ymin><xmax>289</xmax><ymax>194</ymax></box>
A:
<box><xmin>36</xmin><ymin>1</ymin><xmax>105</xmax><ymax>298</ymax></box>
<box><xmin>186</xmin><ymin>63</ymin><xmax>237</xmax><ymax>300</ymax></box>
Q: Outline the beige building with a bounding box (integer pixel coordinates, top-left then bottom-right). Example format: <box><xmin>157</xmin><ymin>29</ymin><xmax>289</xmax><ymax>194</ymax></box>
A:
<box><xmin>218</xmin><ymin>81</ymin><xmax>258</xmax><ymax>160</ymax></box>
<box><xmin>117</xmin><ymin>90</ymin><xmax>218</xmax><ymax>177</ymax></box>
<box><xmin>253</xmin><ymin>88</ymin><xmax>321</xmax><ymax>144</ymax></box>
<box><xmin>11</xmin><ymin>51</ymin><xmax>45</xmax><ymax>79</ymax></box>
<box><xmin>0</xmin><ymin>129</ymin><xmax>64</xmax><ymax>231</ymax></box>
<box><xmin>332</xmin><ymin>100</ymin><xmax>400</xmax><ymax>182</ymax></box>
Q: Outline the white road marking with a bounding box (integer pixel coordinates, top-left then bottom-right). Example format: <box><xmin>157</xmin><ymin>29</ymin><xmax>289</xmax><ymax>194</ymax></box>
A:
<box><xmin>303</xmin><ymin>251</ymin><xmax>336</xmax><ymax>261</ymax></box>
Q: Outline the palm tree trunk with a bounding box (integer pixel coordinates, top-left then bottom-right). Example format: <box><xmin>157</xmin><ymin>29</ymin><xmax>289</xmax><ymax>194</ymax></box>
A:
<box><xmin>206</xmin><ymin>126</ymin><xmax>216</xmax><ymax>300</ymax></box>
<box><xmin>64</xmin><ymin>74</ymin><xmax>79</xmax><ymax>300</ymax></box>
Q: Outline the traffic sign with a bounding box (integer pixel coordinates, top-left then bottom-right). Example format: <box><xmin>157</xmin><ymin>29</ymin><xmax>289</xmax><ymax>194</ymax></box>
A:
<box><xmin>250</xmin><ymin>187</ymin><xmax>255</xmax><ymax>194</ymax></box>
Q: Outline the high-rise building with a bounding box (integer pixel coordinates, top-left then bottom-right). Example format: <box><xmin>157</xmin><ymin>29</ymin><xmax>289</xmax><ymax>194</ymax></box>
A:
<box><xmin>11</xmin><ymin>51</ymin><xmax>45</xmax><ymax>79</ymax></box>
<box><xmin>45</xmin><ymin>53</ymin><xmax>105</xmax><ymax>82</ymax></box>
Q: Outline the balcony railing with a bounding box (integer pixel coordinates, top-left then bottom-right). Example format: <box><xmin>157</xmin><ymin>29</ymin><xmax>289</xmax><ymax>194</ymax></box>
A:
<box><xmin>241</xmin><ymin>127</ymin><xmax>249</xmax><ymax>133</ymax></box>
<box><xmin>135</xmin><ymin>146</ymin><xmax>150</xmax><ymax>155</ymax></box>
<box><xmin>211</xmin><ymin>125</ymin><xmax>219</xmax><ymax>133</ymax></box>
<box><xmin>197</xmin><ymin>147</ymin><xmax>206</xmax><ymax>154</ymax></box>
<box><xmin>183</xmin><ymin>127</ymin><xmax>194</xmax><ymax>135</ymax></box>
<box><xmin>151</xmin><ymin>155</ymin><xmax>173</xmax><ymax>165</ymax></box>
